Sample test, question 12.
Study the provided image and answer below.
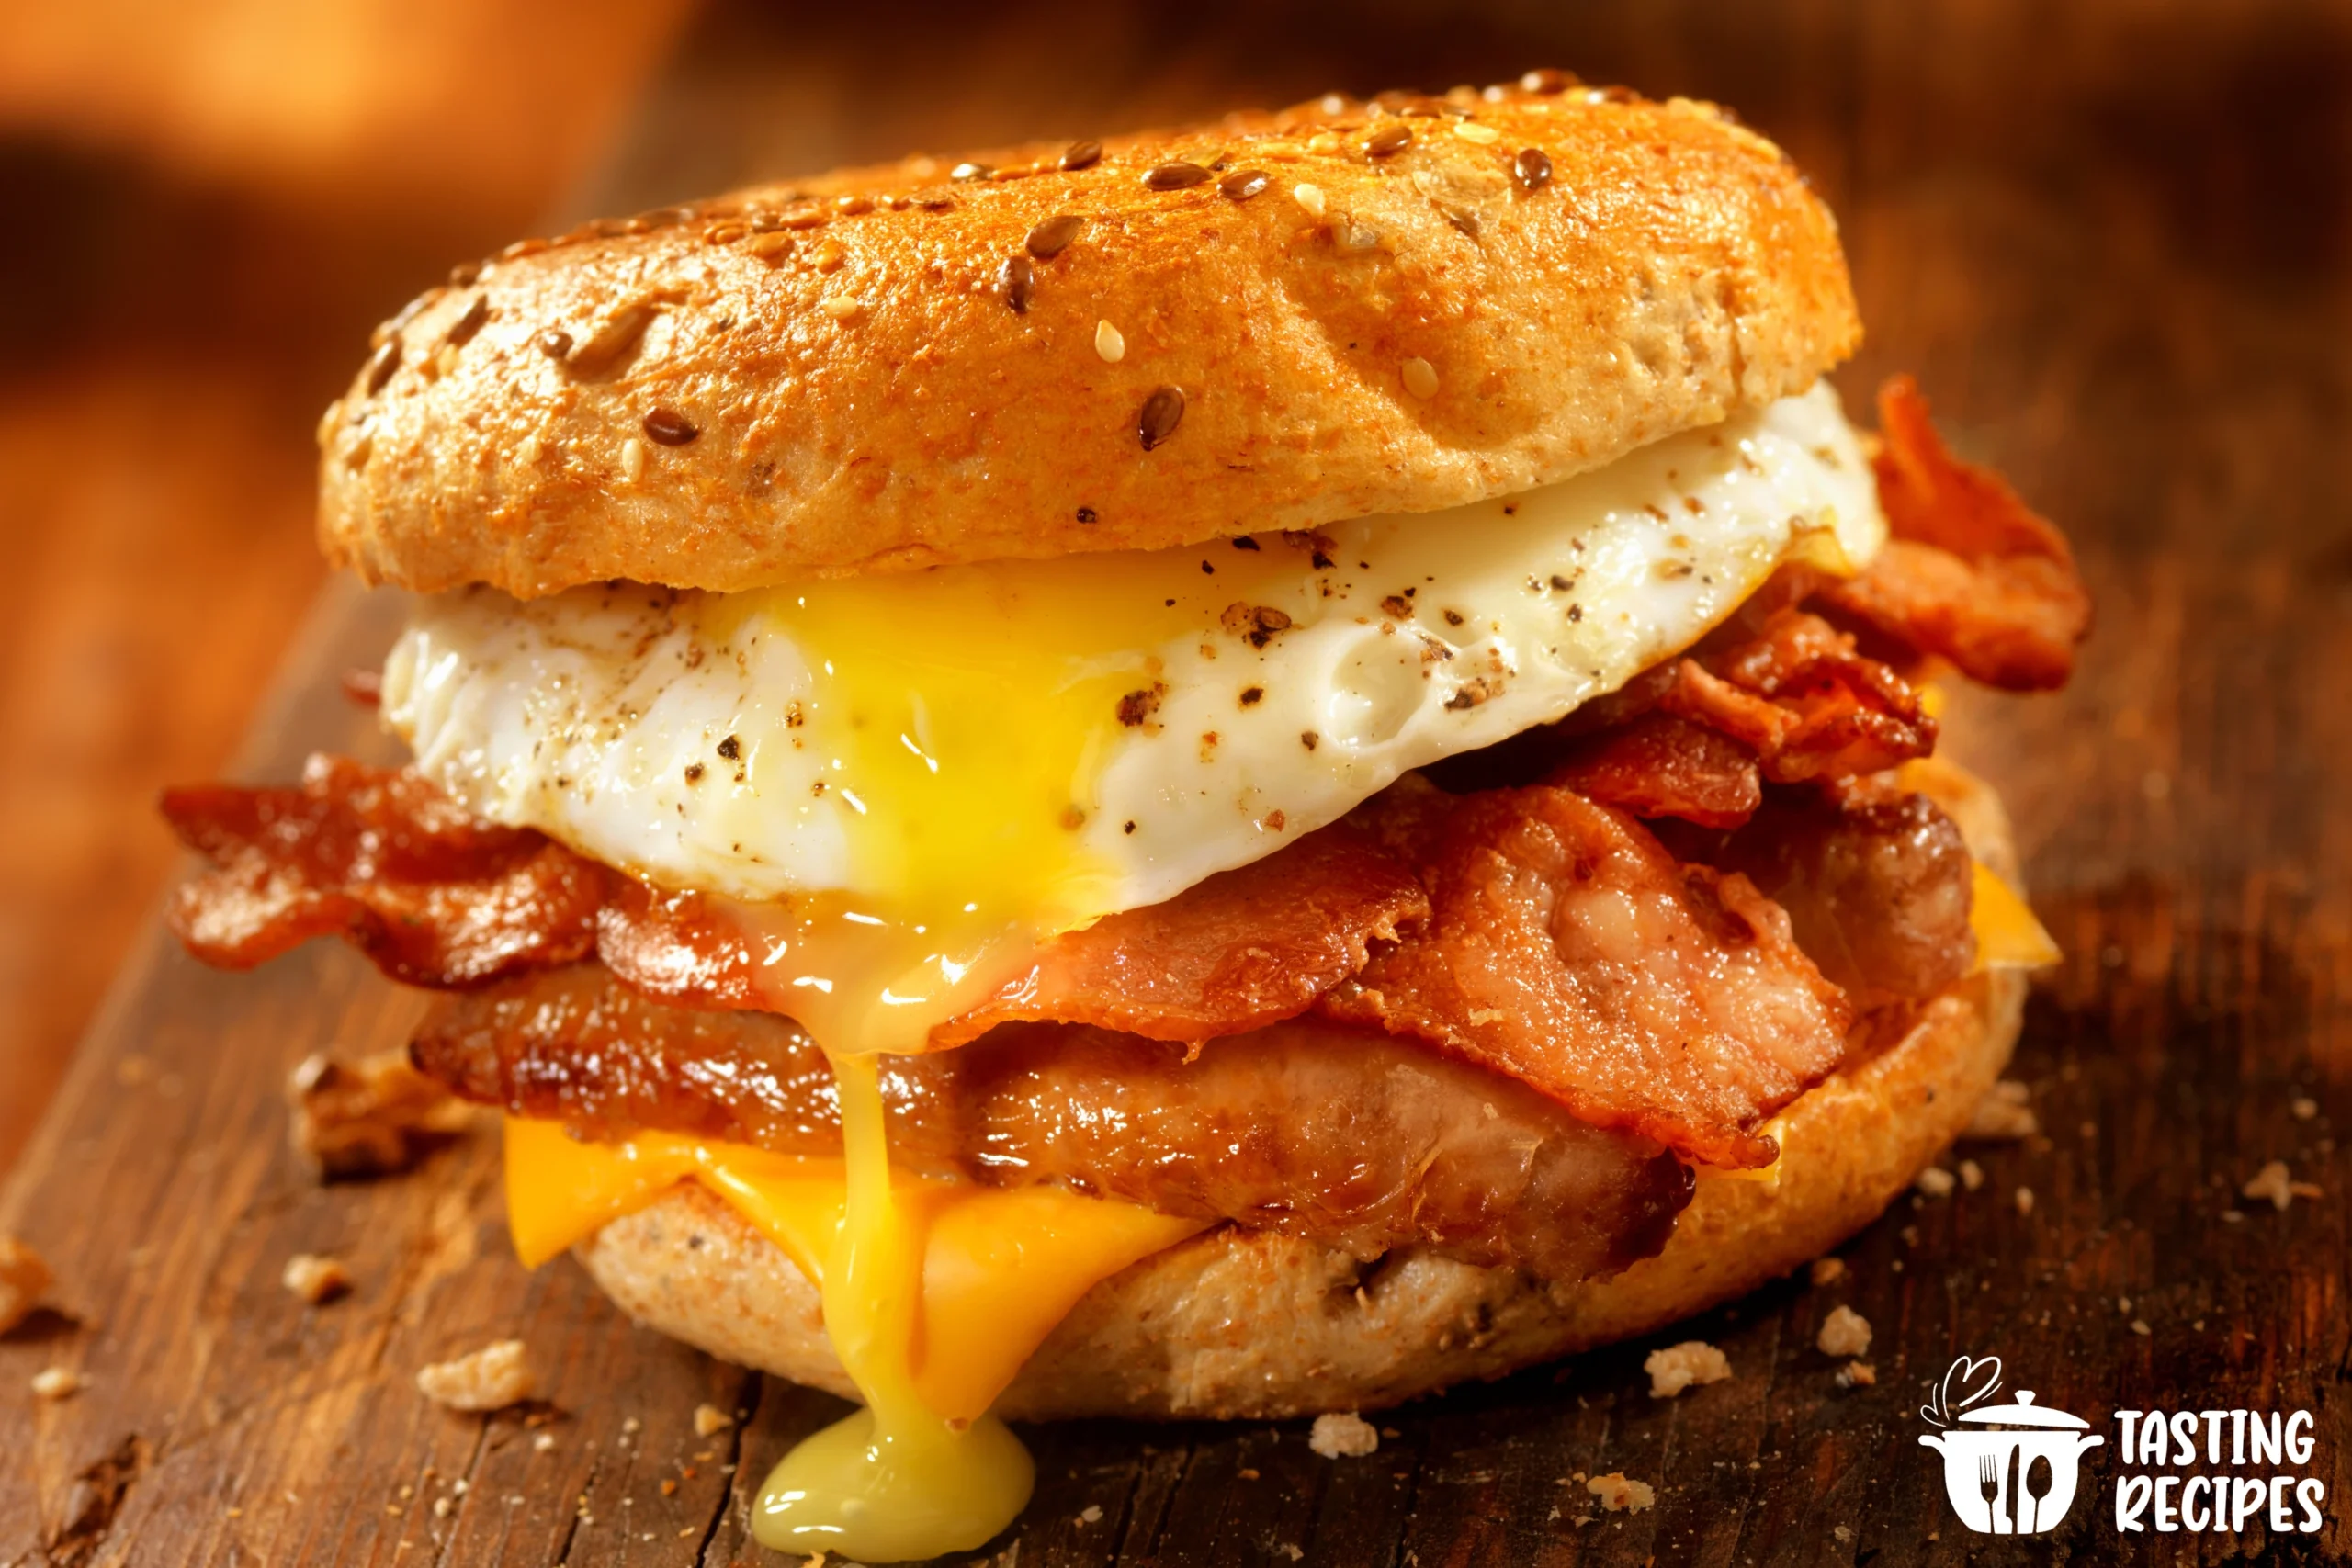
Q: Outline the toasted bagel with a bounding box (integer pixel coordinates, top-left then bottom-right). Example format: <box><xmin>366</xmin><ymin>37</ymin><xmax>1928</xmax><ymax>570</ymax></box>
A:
<box><xmin>319</xmin><ymin>86</ymin><xmax>1857</xmax><ymax>597</ymax></box>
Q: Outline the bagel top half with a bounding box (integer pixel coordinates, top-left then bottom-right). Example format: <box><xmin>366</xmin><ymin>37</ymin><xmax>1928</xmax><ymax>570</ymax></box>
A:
<box><xmin>317</xmin><ymin>81</ymin><xmax>1857</xmax><ymax>597</ymax></box>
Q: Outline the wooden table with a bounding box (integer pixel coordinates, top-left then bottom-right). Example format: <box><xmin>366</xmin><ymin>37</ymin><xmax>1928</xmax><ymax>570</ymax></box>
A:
<box><xmin>6</xmin><ymin>2</ymin><xmax>2349</xmax><ymax>1562</ymax></box>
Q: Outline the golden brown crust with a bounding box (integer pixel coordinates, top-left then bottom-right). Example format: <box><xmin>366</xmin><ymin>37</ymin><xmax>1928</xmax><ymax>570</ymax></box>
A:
<box><xmin>575</xmin><ymin>764</ymin><xmax>2026</xmax><ymax>1422</ymax></box>
<box><xmin>320</xmin><ymin>84</ymin><xmax>1859</xmax><ymax>596</ymax></box>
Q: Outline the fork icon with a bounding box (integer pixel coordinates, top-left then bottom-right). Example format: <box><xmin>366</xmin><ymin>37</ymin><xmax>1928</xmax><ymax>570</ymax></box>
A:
<box><xmin>1978</xmin><ymin>1453</ymin><xmax>2005</xmax><ymax>1531</ymax></box>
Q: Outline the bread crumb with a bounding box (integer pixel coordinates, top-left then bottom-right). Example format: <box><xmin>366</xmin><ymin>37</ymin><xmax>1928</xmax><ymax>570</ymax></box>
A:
<box><xmin>288</xmin><ymin>1049</ymin><xmax>474</xmax><ymax>1180</ymax></box>
<box><xmin>1585</xmin><ymin>1472</ymin><xmax>1655</xmax><ymax>1513</ymax></box>
<box><xmin>1308</xmin><ymin>1412</ymin><xmax>1379</xmax><ymax>1459</ymax></box>
<box><xmin>2243</xmin><ymin>1160</ymin><xmax>2323</xmax><ymax>1210</ymax></box>
<box><xmin>1817</xmin><ymin>1305</ymin><xmax>1871</xmax><ymax>1358</ymax></box>
<box><xmin>1834</xmin><ymin>1525</ymin><xmax>1855</xmax><ymax>1543</ymax></box>
<box><xmin>1282</xmin><ymin>1546</ymin><xmax>1304</xmax><ymax>1562</ymax></box>
<box><xmin>0</xmin><ymin>1235</ymin><xmax>52</xmax><ymax>1335</ymax></box>
<box><xmin>2131</xmin><ymin>1320</ymin><xmax>2151</xmax><ymax>1337</ymax></box>
<box><xmin>1914</xmin><ymin>1166</ymin><xmax>1956</xmax><ymax>1198</ymax></box>
<box><xmin>416</xmin><ymin>1340</ymin><xmax>534</xmax><ymax>1412</ymax></box>
<box><xmin>30</xmin><ymin>1366</ymin><xmax>81</xmax><ymax>1401</ymax></box>
<box><xmin>2014</xmin><ymin>1186</ymin><xmax>2036</xmax><ymax>1216</ymax></box>
<box><xmin>1965</xmin><ymin>1079</ymin><xmax>2039</xmax><ymax>1142</ymax></box>
<box><xmin>1644</xmin><ymin>1340</ymin><xmax>1732</xmax><ymax>1399</ymax></box>
<box><xmin>533</xmin><ymin>1432</ymin><xmax>557</xmax><ymax>1452</ymax></box>
<box><xmin>1808</xmin><ymin>1256</ymin><xmax>1847</xmax><ymax>1287</ymax></box>
<box><xmin>282</xmin><ymin>1253</ymin><xmax>352</xmax><ymax>1304</ymax></box>
<box><xmin>692</xmin><ymin>1402</ymin><xmax>733</xmax><ymax>1437</ymax></box>
<box><xmin>1079</xmin><ymin>1504</ymin><xmax>1102</xmax><ymax>1524</ymax></box>
<box><xmin>1836</xmin><ymin>1360</ymin><xmax>1877</xmax><ymax>1388</ymax></box>
<box><xmin>1238</xmin><ymin>1468</ymin><xmax>1260</xmax><ymax>1480</ymax></box>
<box><xmin>1958</xmin><ymin>1158</ymin><xmax>1984</xmax><ymax>1191</ymax></box>
<box><xmin>2291</xmin><ymin>1095</ymin><xmax>2319</xmax><ymax>1120</ymax></box>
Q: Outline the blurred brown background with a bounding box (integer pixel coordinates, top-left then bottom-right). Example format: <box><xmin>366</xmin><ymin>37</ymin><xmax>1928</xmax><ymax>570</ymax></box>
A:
<box><xmin>2</xmin><ymin>0</ymin><xmax>2348</xmax><ymax>1175</ymax></box>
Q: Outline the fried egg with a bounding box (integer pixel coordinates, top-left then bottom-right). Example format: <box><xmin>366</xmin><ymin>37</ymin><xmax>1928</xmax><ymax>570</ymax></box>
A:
<box><xmin>383</xmin><ymin>381</ymin><xmax>1881</xmax><ymax>944</ymax></box>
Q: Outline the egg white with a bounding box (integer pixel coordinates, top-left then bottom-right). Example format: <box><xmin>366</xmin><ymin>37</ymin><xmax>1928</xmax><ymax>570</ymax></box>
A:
<box><xmin>383</xmin><ymin>381</ymin><xmax>1882</xmax><ymax>918</ymax></box>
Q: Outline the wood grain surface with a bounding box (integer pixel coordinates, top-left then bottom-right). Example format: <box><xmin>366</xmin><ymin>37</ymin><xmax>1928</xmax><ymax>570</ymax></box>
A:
<box><xmin>6</xmin><ymin>2</ymin><xmax>2352</xmax><ymax>1563</ymax></box>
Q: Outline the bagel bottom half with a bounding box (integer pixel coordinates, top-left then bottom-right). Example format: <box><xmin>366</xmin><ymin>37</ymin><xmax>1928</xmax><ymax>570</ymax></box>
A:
<box><xmin>574</xmin><ymin>761</ymin><xmax>2027</xmax><ymax>1422</ymax></box>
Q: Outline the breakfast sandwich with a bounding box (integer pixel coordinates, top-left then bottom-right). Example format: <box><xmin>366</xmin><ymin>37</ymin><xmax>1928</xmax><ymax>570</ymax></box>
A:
<box><xmin>161</xmin><ymin>71</ymin><xmax>2089</xmax><ymax>1561</ymax></box>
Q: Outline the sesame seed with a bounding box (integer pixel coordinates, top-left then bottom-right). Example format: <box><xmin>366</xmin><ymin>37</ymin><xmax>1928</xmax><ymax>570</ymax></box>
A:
<box><xmin>620</xmin><ymin>437</ymin><xmax>646</xmax><ymax>481</ymax></box>
<box><xmin>1025</xmin><ymin>214</ymin><xmax>1084</xmax><ymax>258</ymax></box>
<box><xmin>1402</xmin><ymin>357</ymin><xmax>1440</xmax><ymax>399</ymax></box>
<box><xmin>999</xmin><ymin>255</ymin><xmax>1036</xmax><ymax>314</ymax></box>
<box><xmin>1144</xmin><ymin>162</ymin><xmax>1212</xmax><ymax>190</ymax></box>
<box><xmin>1218</xmin><ymin>169</ymin><xmax>1270</xmax><ymax>201</ymax></box>
<box><xmin>745</xmin><ymin>231</ymin><xmax>794</xmax><ymax>260</ymax></box>
<box><xmin>1306</xmin><ymin>131</ymin><xmax>1341</xmax><ymax>154</ymax></box>
<box><xmin>1293</xmin><ymin>182</ymin><xmax>1327</xmax><ymax>217</ymax></box>
<box><xmin>516</xmin><ymin>433</ymin><xmax>542</xmax><ymax>466</ymax></box>
<box><xmin>1453</xmin><ymin>120</ymin><xmax>1502</xmax><ymax>145</ymax></box>
<box><xmin>444</xmin><ymin>293</ymin><xmax>490</xmax><ymax>348</ymax></box>
<box><xmin>1138</xmin><ymin>385</ymin><xmax>1185</xmax><ymax>450</ymax></box>
<box><xmin>1059</xmin><ymin>140</ymin><xmax>1102</xmax><ymax>172</ymax></box>
<box><xmin>643</xmin><ymin>407</ymin><xmax>699</xmax><ymax>446</ymax></box>
<box><xmin>833</xmin><ymin>194</ymin><xmax>873</xmax><ymax>216</ymax></box>
<box><xmin>951</xmin><ymin>162</ymin><xmax>992</xmax><ymax>183</ymax></box>
<box><xmin>1333</xmin><ymin>218</ymin><xmax>1380</xmax><ymax>253</ymax></box>
<box><xmin>1521</xmin><ymin>68</ymin><xmax>1577</xmax><ymax>94</ymax></box>
<box><xmin>1513</xmin><ymin>147</ymin><xmax>1555</xmax><ymax>192</ymax></box>
<box><xmin>535</xmin><ymin>328</ymin><xmax>572</xmax><ymax>360</ymax></box>
<box><xmin>812</xmin><ymin>239</ymin><xmax>845</xmax><ymax>272</ymax></box>
<box><xmin>448</xmin><ymin>261</ymin><xmax>482</xmax><ymax>287</ymax></box>
<box><xmin>363</xmin><ymin>338</ymin><xmax>401</xmax><ymax>395</ymax></box>
<box><xmin>820</xmin><ymin>296</ymin><xmax>862</xmax><ymax>320</ymax></box>
<box><xmin>1365</xmin><ymin>123</ymin><xmax>1413</xmax><ymax>157</ymax></box>
<box><xmin>1094</xmin><ymin>319</ymin><xmax>1126</xmax><ymax>363</ymax></box>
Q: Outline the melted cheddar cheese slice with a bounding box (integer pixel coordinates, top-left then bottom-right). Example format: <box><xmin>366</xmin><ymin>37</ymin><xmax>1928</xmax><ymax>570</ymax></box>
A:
<box><xmin>503</xmin><ymin>1117</ymin><xmax>1205</xmax><ymax>1422</ymax></box>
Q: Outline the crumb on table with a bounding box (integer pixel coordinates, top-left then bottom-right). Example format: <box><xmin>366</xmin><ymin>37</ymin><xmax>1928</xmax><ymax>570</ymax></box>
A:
<box><xmin>1645</xmin><ymin>1340</ymin><xmax>1732</xmax><ymax>1398</ymax></box>
<box><xmin>1817</xmin><ymin>1304</ymin><xmax>1872</xmax><ymax>1358</ymax></box>
<box><xmin>1586</xmin><ymin>1472</ymin><xmax>1655</xmax><ymax>1513</ymax></box>
<box><xmin>416</xmin><ymin>1340</ymin><xmax>534</xmax><ymax>1412</ymax></box>
<box><xmin>1308</xmin><ymin>1411</ymin><xmax>1379</xmax><ymax>1459</ymax></box>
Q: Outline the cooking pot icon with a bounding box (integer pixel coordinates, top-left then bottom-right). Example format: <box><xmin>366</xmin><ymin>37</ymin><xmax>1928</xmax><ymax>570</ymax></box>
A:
<box><xmin>1918</xmin><ymin>1391</ymin><xmax>2105</xmax><ymax>1534</ymax></box>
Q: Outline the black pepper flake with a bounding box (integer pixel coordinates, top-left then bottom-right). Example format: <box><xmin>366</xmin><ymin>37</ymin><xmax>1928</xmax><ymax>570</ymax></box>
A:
<box><xmin>363</xmin><ymin>338</ymin><xmax>401</xmax><ymax>395</ymax></box>
<box><xmin>536</xmin><ymin>329</ymin><xmax>572</xmax><ymax>360</ymax></box>
<box><xmin>1239</xmin><ymin>686</ymin><xmax>1265</xmax><ymax>706</ymax></box>
<box><xmin>999</xmin><ymin>255</ymin><xmax>1036</xmax><ymax>313</ymax></box>
<box><xmin>1365</xmin><ymin>122</ymin><xmax>1413</xmax><ymax>157</ymax></box>
<box><xmin>1116</xmin><ymin>684</ymin><xmax>1166</xmax><ymax>727</ymax></box>
<box><xmin>1143</xmin><ymin>162</ymin><xmax>1212</xmax><ymax>191</ymax></box>
<box><xmin>444</xmin><ymin>293</ymin><xmax>491</xmax><ymax>348</ymax></box>
<box><xmin>1200</xmin><ymin>559</ymin><xmax>1216</xmax><ymax>574</ymax></box>
<box><xmin>1123</xmin><ymin>819</ymin><xmax>1137</xmax><ymax>834</ymax></box>
<box><xmin>1076</xmin><ymin>506</ymin><xmax>1098</xmax><ymax>524</ymax></box>
<box><xmin>951</xmin><ymin>162</ymin><xmax>992</xmax><ymax>183</ymax></box>
<box><xmin>1300</xmin><ymin>730</ymin><xmax>1320</xmax><ymax>750</ymax></box>
<box><xmin>1221</xmin><ymin>603</ymin><xmax>1293</xmax><ymax>648</ymax></box>
<box><xmin>1138</xmin><ymin>384</ymin><xmax>1185</xmax><ymax>449</ymax></box>
<box><xmin>1550</xmin><ymin>574</ymin><xmax>1572</xmax><ymax>591</ymax></box>
<box><xmin>1513</xmin><ymin>148</ymin><xmax>1555</xmax><ymax>192</ymax></box>
<box><xmin>716</xmin><ymin>735</ymin><xmax>741</xmax><ymax>761</ymax></box>
<box><xmin>1443</xmin><ymin>609</ymin><xmax>1465</xmax><ymax>626</ymax></box>
<box><xmin>1059</xmin><ymin>140</ymin><xmax>1102</xmax><ymax>172</ymax></box>
<box><xmin>1380</xmin><ymin>594</ymin><xmax>1413</xmax><ymax>619</ymax></box>
<box><xmin>1024</xmin><ymin>214</ymin><xmax>1083</xmax><ymax>259</ymax></box>
<box><xmin>1218</xmin><ymin>169</ymin><xmax>1270</xmax><ymax>202</ymax></box>
<box><xmin>684</xmin><ymin>762</ymin><xmax>706</xmax><ymax>784</ymax></box>
<box><xmin>644</xmin><ymin>406</ymin><xmax>700</xmax><ymax>446</ymax></box>
<box><xmin>1231</xmin><ymin>536</ymin><xmax>1261</xmax><ymax>551</ymax></box>
<box><xmin>1567</xmin><ymin>604</ymin><xmax>1583</xmax><ymax>622</ymax></box>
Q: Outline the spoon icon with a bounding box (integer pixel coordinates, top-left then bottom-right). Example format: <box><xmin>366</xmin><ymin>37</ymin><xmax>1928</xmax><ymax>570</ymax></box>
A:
<box><xmin>2023</xmin><ymin>1453</ymin><xmax>2054</xmax><ymax>1533</ymax></box>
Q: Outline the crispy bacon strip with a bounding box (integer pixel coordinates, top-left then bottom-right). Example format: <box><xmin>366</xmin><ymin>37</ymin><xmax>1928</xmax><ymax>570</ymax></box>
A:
<box><xmin>1660</xmin><ymin>607</ymin><xmax>1937</xmax><ymax>785</ymax></box>
<box><xmin>1543</xmin><ymin>713</ymin><xmax>1761</xmax><ymax>829</ymax></box>
<box><xmin>1321</xmin><ymin>781</ymin><xmax>1852</xmax><ymax>1168</ymax></box>
<box><xmin>1818</xmin><ymin>377</ymin><xmax>2091</xmax><ymax>689</ymax></box>
<box><xmin>932</xmin><ymin>826</ymin><xmax>1428</xmax><ymax>1048</ymax></box>
<box><xmin>162</xmin><ymin>755</ymin><xmax>604</xmax><ymax>987</ymax></box>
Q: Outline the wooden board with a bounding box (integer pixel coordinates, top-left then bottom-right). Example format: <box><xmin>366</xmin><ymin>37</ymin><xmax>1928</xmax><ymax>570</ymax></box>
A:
<box><xmin>6</xmin><ymin>2</ymin><xmax>2352</xmax><ymax>1563</ymax></box>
